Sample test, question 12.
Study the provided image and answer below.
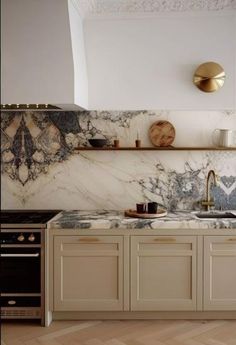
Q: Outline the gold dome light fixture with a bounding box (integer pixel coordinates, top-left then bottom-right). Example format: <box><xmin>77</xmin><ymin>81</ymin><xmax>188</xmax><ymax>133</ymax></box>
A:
<box><xmin>193</xmin><ymin>62</ymin><xmax>225</xmax><ymax>92</ymax></box>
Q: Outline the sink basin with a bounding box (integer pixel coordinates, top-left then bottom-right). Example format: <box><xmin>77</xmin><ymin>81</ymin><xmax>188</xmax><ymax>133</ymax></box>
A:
<box><xmin>195</xmin><ymin>212</ymin><xmax>236</xmax><ymax>219</ymax></box>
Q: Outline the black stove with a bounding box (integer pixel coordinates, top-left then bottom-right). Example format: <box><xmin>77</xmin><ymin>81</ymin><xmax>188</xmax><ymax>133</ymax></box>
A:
<box><xmin>0</xmin><ymin>210</ymin><xmax>61</xmax><ymax>325</ymax></box>
<box><xmin>0</xmin><ymin>210</ymin><xmax>60</xmax><ymax>224</ymax></box>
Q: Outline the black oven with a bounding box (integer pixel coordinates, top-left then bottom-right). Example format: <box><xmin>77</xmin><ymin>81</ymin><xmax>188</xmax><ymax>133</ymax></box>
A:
<box><xmin>0</xmin><ymin>229</ymin><xmax>43</xmax><ymax>321</ymax></box>
<box><xmin>1</xmin><ymin>247</ymin><xmax>41</xmax><ymax>293</ymax></box>
<box><xmin>0</xmin><ymin>210</ymin><xmax>60</xmax><ymax>325</ymax></box>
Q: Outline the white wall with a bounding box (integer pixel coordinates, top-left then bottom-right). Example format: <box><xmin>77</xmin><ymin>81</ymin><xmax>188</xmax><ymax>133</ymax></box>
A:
<box><xmin>84</xmin><ymin>12</ymin><xmax>236</xmax><ymax>110</ymax></box>
<box><xmin>68</xmin><ymin>0</ymin><xmax>88</xmax><ymax>109</ymax></box>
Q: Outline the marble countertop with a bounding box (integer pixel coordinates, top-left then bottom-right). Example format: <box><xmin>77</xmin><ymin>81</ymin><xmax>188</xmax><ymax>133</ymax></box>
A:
<box><xmin>48</xmin><ymin>210</ymin><xmax>236</xmax><ymax>230</ymax></box>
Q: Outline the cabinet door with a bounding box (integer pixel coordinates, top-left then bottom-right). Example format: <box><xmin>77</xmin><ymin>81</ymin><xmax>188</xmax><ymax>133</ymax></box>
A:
<box><xmin>204</xmin><ymin>236</ymin><xmax>236</xmax><ymax>310</ymax></box>
<box><xmin>131</xmin><ymin>236</ymin><xmax>197</xmax><ymax>311</ymax></box>
<box><xmin>54</xmin><ymin>236</ymin><xmax>124</xmax><ymax>311</ymax></box>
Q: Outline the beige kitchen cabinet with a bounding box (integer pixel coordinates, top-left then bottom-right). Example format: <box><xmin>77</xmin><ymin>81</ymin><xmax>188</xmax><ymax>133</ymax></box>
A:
<box><xmin>131</xmin><ymin>236</ymin><xmax>197</xmax><ymax>311</ymax></box>
<box><xmin>53</xmin><ymin>235</ymin><xmax>124</xmax><ymax>311</ymax></box>
<box><xmin>204</xmin><ymin>236</ymin><xmax>236</xmax><ymax>311</ymax></box>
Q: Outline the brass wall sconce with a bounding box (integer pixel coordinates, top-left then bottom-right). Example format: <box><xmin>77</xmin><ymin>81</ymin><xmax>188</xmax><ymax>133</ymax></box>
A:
<box><xmin>193</xmin><ymin>62</ymin><xmax>225</xmax><ymax>92</ymax></box>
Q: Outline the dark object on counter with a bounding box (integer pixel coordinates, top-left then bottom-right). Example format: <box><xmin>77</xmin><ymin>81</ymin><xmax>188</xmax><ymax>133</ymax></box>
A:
<box><xmin>114</xmin><ymin>139</ymin><xmax>120</xmax><ymax>148</ymax></box>
<box><xmin>136</xmin><ymin>203</ymin><xmax>146</xmax><ymax>213</ymax></box>
<box><xmin>125</xmin><ymin>208</ymin><xmax>167</xmax><ymax>218</ymax></box>
<box><xmin>135</xmin><ymin>139</ymin><xmax>141</xmax><ymax>148</ymax></box>
<box><xmin>88</xmin><ymin>139</ymin><xmax>108</xmax><ymax>147</ymax></box>
<box><xmin>0</xmin><ymin>211</ymin><xmax>59</xmax><ymax>224</ymax></box>
<box><xmin>148</xmin><ymin>202</ymin><xmax>158</xmax><ymax>214</ymax></box>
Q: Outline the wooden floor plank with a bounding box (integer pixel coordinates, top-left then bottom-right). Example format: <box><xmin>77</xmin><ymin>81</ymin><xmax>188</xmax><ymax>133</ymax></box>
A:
<box><xmin>2</xmin><ymin>320</ymin><xmax>236</xmax><ymax>345</ymax></box>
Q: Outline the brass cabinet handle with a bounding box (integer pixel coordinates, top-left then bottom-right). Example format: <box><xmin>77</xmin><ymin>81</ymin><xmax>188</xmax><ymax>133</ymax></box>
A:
<box><xmin>153</xmin><ymin>238</ymin><xmax>176</xmax><ymax>243</ymax></box>
<box><xmin>227</xmin><ymin>238</ymin><xmax>236</xmax><ymax>242</ymax></box>
<box><xmin>78</xmin><ymin>237</ymin><xmax>100</xmax><ymax>243</ymax></box>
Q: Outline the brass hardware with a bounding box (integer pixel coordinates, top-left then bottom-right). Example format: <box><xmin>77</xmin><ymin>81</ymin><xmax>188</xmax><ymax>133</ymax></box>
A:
<box><xmin>0</xmin><ymin>104</ymin><xmax>61</xmax><ymax>110</ymax></box>
<box><xmin>17</xmin><ymin>233</ymin><xmax>25</xmax><ymax>242</ymax></box>
<box><xmin>154</xmin><ymin>238</ymin><xmax>176</xmax><ymax>242</ymax></box>
<box><xmin>201</xmin><ymin>200</ymin><xmax>215</xmax><ymax>207</ymax></box>
<box><xmin>201</xmin><ymin>170</ymin><xmax>217</xmax><ymax>211</ymax></box>
<box><xmin>1</xmin><ymin>253</ymin><xmax>39</xmax><ymax>257</ymax></box>
<box><xmin>78</xmin><ymin>237</ymin><xmax>100</xmax><ymax>242</ymax></box>
<box><xmin>28</xmin><ymin>233</ymin><xmax>35</xmax><ymax>242</ymax></box>
<box><xmin>193</xmin><ymin>62</ymin><xmax>225</xmax><ymax>92</ymax></box>
<box><xmin>8</xmin><ymin>300</ymin><xmax>16</xmax><ymax>305</ymax></box>
<box><xmin>227</xmin><ymin>238</ymin><xmax>236</xmax><ymax>242</ymax></box>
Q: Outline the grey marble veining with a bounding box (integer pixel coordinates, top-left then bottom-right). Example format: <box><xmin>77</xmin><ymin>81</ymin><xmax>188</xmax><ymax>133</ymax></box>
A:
<box><xmin>48</xmin><ymin>210</ymin><xmax>236</xmax><ymax>230</ymax></box>
<box><xmin>1</xmin><ymin>110</ymin><xmax>236</xmax><ymax>211</ymax></box>
<box><xmin>1</xmin><ymin>111</ymin><xmax>152</xmax><ymax>185</ymax></box>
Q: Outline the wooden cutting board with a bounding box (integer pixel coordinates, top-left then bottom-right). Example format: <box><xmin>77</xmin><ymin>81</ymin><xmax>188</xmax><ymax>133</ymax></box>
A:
<box><xmin>149</xmin><ymin>120</ymin><xmax>175</xmax><ymax>147</ymax></box>
<box><xmin>124</xmin><ymin>209</ymin><xmax>167</xmax><ymax>219</ymax></box>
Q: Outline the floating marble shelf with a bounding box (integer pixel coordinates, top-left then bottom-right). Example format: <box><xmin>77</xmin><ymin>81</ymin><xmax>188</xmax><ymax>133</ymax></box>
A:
<box><xmin>74</xmin><ymin>147</ymin><xmax>236</xmax><ymax>151</ymax></box>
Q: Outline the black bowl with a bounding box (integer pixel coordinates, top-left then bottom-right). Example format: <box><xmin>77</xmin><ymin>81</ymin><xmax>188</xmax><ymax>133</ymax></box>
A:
<box><xmin>88</xmin><ymin>139</ymin><xmax>108</xmax><ymax>147</ymax></box>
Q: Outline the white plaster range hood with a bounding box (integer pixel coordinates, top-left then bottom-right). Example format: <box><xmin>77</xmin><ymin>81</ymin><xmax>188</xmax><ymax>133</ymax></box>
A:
<box><xmin>1</xmin><ymin>0</ymin><xmax>88</xmax><ymax>111</ymax></box>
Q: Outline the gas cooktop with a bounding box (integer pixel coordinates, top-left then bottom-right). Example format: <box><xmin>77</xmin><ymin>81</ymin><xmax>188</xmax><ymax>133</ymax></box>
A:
<box><xmin>0</xmin><ymin>210</ymin><xmax>60</xmax><ymax>224</ymax></box>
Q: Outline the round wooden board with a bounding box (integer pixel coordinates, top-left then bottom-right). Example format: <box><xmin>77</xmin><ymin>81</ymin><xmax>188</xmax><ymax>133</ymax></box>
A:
<box><xmin>149</xmin><ymin>120</ymin><xmax>175</xmax><ymax>147</ymax></box>
<box><xmin>124</xmin><ymin>209</ymin><xmax>167</xmax><ymax>219</ymax></box>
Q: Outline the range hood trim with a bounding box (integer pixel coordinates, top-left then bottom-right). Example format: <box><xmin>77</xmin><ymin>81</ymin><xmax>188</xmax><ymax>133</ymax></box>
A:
<box><xmin>0</xmin><ymin>103</ymin><xmax>85</xmax><ymax>111</ymax></box>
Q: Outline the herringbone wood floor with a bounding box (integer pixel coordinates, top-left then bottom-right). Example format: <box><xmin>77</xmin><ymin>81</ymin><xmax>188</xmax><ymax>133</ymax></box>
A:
<box><xmin>1</xmin><ymin>320</ymin><xmax>236</xmax><ymax>345</ymax></box>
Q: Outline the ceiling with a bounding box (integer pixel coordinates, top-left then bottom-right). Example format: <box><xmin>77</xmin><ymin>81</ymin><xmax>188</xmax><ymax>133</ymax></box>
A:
<box><xmin>75</xmin><ymin>0</ymin><xmax>236</xmax><ymax>17</ymax></box>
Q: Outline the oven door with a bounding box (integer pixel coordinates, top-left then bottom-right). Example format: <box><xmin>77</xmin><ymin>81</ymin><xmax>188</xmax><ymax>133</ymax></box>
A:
<box><xmin>0</xmin><ymin>247</ymin><xmax>41</xmax><ymax>293</ymax></box>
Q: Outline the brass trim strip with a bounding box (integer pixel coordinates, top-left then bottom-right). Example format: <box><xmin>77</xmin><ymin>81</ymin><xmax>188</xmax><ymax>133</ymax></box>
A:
<box><xmin>1</xmin><ymin>104</ymin><xmax>61</xmax><ymax>110</ymax></box>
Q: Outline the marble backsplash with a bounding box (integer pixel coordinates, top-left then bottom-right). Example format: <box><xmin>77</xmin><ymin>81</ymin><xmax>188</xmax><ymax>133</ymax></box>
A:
<box><xmin>1</xmin><ymin>110</ymin><xmax>236</xmax><ymax>211</ymax></box>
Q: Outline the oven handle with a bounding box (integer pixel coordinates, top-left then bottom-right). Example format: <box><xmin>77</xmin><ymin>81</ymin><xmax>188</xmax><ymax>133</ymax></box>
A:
<box><xmin>1</xmin><ymin>253</ymin><xmax>40</xmax><ymax>257</ymax></box>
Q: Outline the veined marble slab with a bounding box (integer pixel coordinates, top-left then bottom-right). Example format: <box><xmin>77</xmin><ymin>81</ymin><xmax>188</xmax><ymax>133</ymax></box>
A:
<box><xmin>48</xmin><ymin>210</ymin><xmax>236</xmax><ymax>230</ymax></box>
<box><xmin>1</xmin><ymin>110</ymin><xmax>236</xmax><ymax>210</ymax></box>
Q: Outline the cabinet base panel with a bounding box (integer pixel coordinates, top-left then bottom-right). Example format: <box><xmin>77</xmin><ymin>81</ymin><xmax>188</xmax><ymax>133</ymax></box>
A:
<box><xmin>52</xmin><ymin>311</ymin><xmax>236</xmax><ymax>321</ymax></box>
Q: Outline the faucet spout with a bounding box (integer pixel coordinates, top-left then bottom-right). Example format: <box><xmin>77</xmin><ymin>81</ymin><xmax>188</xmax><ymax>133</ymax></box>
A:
<box><xmin>201</xmin><ymin>170</ymin><xmax>217</xmax><ymax>211</ymax></box>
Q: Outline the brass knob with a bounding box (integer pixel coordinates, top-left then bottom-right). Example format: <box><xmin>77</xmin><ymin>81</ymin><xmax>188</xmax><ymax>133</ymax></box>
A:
<box><xmin>8</xmin><ymin>300</ymin><xmax>16</xmax><ymax>305</ymax></box>
<box><xmin>28</xmin><ymin>233</ymin><xmax>35</xmax><ymax>242</ymax></box>
<box><xmin>17</xmin><ymin>233</ymin><xmax>25</xmax><ymax>242</ymax></box>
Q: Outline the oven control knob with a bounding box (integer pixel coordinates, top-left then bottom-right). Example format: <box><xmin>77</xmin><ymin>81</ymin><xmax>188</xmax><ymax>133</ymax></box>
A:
<box><xmin>8</xmin><ymin>300</ymin><xmax>16</xmax><ymax>305</ymax></box>
<box><xmin>17</xmin><ymin>233</ymin><xmax>25</xmax><ymax>242</ymax></box>
<box><xmin>28</xmin><ymin>233</ymin><xmax>35</xmax><ymax>242</ymax></box>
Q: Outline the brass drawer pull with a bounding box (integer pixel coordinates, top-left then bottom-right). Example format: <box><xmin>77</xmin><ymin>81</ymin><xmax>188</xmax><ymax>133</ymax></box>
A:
<box><xmin>154</xmin><ymin>238</ymin><xmax>176</xmax><ymax>243</ymax></box>
<box><xmin>227</xmin><ymin>238</ymin><xmax>236</xmax><ymax>242</ymax></box>
<box><xmin>78</xmin><ymin>237</ymin><xmax>100</xmax><ymax>243</ymax></box>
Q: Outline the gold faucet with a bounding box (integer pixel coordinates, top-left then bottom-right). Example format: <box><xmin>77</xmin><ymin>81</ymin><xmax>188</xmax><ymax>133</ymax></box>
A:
<box><xmin>201</xmin><ymin>170</ymin><xmax>217</xmax><ymax>211</ymax></box>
